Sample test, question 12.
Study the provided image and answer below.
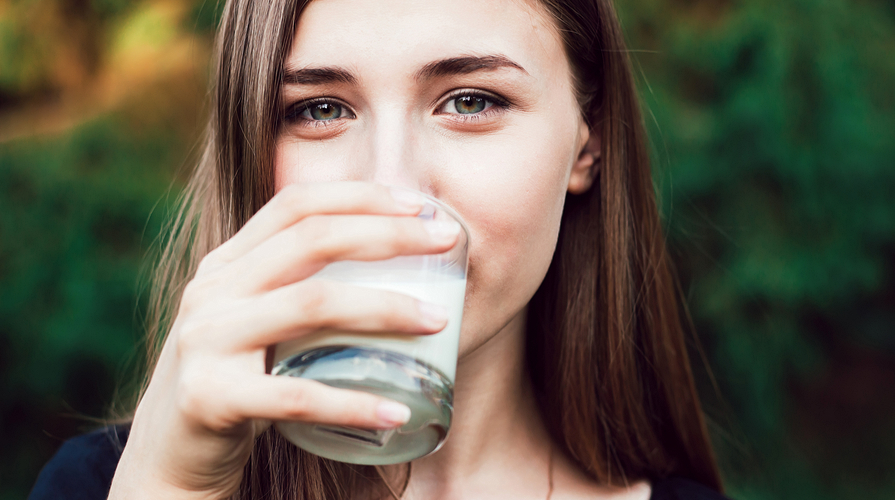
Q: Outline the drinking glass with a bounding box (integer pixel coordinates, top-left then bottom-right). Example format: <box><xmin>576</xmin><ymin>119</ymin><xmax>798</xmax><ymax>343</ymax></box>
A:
<box><xmin>271</xmin><ymin>187</ymin><xmax>470</xmax><ymax>465</ymax></box>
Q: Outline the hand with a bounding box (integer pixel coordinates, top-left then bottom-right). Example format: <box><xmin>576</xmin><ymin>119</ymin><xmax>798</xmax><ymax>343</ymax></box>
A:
<box><xmin>108</xmin><ymin>182</ymin><xmax>461</xmax><ymax>499</ymax></box>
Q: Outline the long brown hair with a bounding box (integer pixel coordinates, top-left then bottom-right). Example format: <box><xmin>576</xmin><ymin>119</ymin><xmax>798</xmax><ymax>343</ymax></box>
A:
<box><xmin>139</xmin><ymin>0</ymin><xmax>723</xmax><ymax>497</ymax></box>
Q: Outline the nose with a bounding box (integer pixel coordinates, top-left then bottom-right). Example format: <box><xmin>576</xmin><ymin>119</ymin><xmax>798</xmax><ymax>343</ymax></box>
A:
<box><xmin>362</xmin><ymin>110</ymin><xmax>425</xmax><ymax>192</ymax></box>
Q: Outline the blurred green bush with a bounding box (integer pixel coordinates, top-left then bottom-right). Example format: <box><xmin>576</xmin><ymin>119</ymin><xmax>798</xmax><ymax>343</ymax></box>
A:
<box><xmin>0</xmin><ymin>116</ymin><xmax>178</xmax><ymax>498</ymax></box>
<box><xmin>616</xmin><ymin>0</ymin><xmax>895</xmax><ymax>497</ymax></box>
<box><xmin>1</xmin><ymin>0</ymin><xmax>893</xmax><ymax>499</ymax></box>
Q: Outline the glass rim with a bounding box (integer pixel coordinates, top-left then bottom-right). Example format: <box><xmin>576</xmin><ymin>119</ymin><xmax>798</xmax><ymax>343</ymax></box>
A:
<box><xmin>386</xmin><ymin>185</ymin><xmax>472</xmax><ymax>244</ymax></box>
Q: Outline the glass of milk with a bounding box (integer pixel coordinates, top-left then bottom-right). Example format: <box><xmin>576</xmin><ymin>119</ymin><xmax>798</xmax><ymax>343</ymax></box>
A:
<box><xmin>271</xmin><ymin>187</ymin><xmax>469</xmax><ymax>465</ymax></box>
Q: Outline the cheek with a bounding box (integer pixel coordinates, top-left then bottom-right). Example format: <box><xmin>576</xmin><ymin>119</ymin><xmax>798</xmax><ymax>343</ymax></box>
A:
<box><xmin>275</xmin><ymin>139</ymin><xmax>353</xmax><ymax>189</ymax></box>
<box><xmin>457</xmin><ymin>148</ymin><xmax>567</xmax><ymax>284</ymax></box>
<box><xmin>441</xmin><ymin>117</ymin><xmax>578</xmax><ymax>350</ymax></box>
<box><xmin>273</xmin><ymin>110</ymin><xmax>580</xmax><ymax>352</ymax></box>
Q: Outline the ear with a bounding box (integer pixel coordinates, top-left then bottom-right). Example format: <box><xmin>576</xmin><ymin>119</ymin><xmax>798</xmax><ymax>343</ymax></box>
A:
<box><xmin>567</xmin><ymin>118</ymin><xmax>601</xmax><ymax>195</ymax></box>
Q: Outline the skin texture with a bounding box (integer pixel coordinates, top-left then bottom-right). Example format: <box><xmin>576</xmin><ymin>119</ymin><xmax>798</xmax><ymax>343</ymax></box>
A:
<box><xmin>277</xmin><ymin>0</ymin><xmax>598</xmax><ymax>363</ymax></box>
<box><xmin>276</xmin><ymin>1</ymin><xmax>646</xmax><ymax>499</ymax></box>
<box><xmin>110</xmin><ymin>0</ymin><xmax>650</xmax><ymax>499</ymax></box>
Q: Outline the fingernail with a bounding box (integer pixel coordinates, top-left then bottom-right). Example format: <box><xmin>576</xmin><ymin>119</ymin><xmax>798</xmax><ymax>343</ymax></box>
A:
<box><xmin>390</xmin><ymin>187</ymin><xmax>424</xmax><ymax>213</ymax></box>
<box><xmin>418</xmin><ymin>301</ymin><xmax>448</xmax><ymax>327</ymax></box>
<box><xmin>423</xmin><ymin>219</ymin><xmax>461</xmax><ymax>243</ymax></box>
<box><xmin>376</xmin><ymin>401</ymin><xmax>411</xmax><ymax>426</ymax></box>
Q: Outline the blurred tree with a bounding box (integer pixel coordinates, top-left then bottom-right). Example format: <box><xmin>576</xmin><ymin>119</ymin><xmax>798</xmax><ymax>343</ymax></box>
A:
<box><xmin>0</xmin><ymin>1</ymin><xmax>210</xmax><ymax>498</ymax></box>
<box><xmin>616</xmin><ymin>0</ymin><xmax>895</xmax><ymax>498</ymax></box>
<box><xmin>0</xmin><ymin>0</ymin><xmax>209</xmax><ymax>141</ymax></box>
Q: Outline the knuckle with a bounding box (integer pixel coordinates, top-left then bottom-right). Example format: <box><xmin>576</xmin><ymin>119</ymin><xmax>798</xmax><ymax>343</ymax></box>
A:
<box><xmin>389</xmin><ymin>218</ymin><xmax>416</xmax><ymax>252</ymax></box>
<box><xmin>301</xmin><ymin>215</ymin><xmax>331</xmax><ymax>241</ymax></box>
<box><xmin>211</xmin><ymin>241</ymin><xmax>236</xmax><ymax>263</ymax></box>
<box><xmin>276</xmin><ymin>183</ymin><xmax>303</xmax><ymax>204</ymax></box>
<box><xmin>176</xmin><ymin>366</ymin><xmax>213</xmax><ymax>421</ymax></box>
<box><xmin>180</xmin><ymin>270</ymin><xmax>227</xmax><ymax>310</ymax></box>
<box><xmin>368</xmin><ymin>183</ymin><xmax>392</xmax><ymax>204</ymax></box>
<box><xmin>296</xmin><ymin>281</ymin><xmax>331</xmax><ymax>322</ymax></box>
<box><xmin>283</xmin><ymin>388</ymin><xmax>312</xmax><ymax>420</ymax></box>
<box><xmin>298</xmin><ymin>216</ymin><xmax>338</xmax><ymax>260</ymax></box>
<box><xmin>179</xmin><ymin>276</ymin><xmax>219</xmax><ymax>315</ymax></box>
<box><xmin>389</xmin><ymin>291</ymin><xmax>415</xmax><ymax>315</ymax></box>
<box><xmin>179</xmin><ymin>280</ymin><xmax>202</xmax><ymax>312</ymax></box>
<box><xmin>387</xmin><ymin>294</ymin><xmax>418</xmax><ymax>327</ymax></box>
<box><xmin>175</xmin><ymin>317</ymin><xmax>210</xmax><ymax>354</ymax></box>
<box><xmin>275</xmin><ymin>184</ymin><xmax>308</xmax><ymax>213</ymax></box>
<box><xmin>196</xmin><ymin>249</ymin><xmax>225</xmax><ymax>274</ymax></box>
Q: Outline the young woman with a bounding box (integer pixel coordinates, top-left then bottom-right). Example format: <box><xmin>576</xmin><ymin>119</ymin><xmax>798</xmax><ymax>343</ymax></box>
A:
<box><xmin>30</xmin><ymin>0</ymin><xmax>729</xmax><ymax>499</ymax></box>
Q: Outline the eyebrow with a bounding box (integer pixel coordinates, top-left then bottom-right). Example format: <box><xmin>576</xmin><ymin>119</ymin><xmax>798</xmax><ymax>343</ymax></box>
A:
<box><xmin>414</xmin><ymin>55</ymin><xmax>529</xmax><ymax>81</ymax></box>
<box><xmin>282</xmin><ymin>55</ymin><xmax>528</xmax><ymax>87</ymax></box>
<box><xmin>283</xmin><ymin>67</ymin><xmax>357</xmax><ymax>85</ymax></box>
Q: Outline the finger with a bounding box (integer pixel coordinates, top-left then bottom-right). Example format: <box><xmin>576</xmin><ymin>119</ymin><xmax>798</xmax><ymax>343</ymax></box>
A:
<box><xmin>203</xmin><ymin>183</ymin><xmax>426</xmax><ymax>271</ymax></box>
<box><xmin>229</xmin><ymin>214</ymin><xmax>462</xmax><ymax>293</ymax></box>
<box><xmin>197</xmin><ymin>280</ymin><xmax>449</xmax><ymax>351</ymax></box>
<box><xmin>230</xmin><ymin>375</ymin><xmax>412</xmax><ymax>430</ymax></box>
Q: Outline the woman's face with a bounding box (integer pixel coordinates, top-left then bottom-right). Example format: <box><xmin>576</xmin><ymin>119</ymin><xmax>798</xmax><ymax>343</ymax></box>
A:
<box><xmin>275</xmin><ymin>0</ymin><xmax>593</xmax><ymax>357</ymax></box>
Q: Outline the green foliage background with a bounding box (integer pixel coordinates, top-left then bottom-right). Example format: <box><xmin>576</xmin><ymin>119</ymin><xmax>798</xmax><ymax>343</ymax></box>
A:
<box><xmin>1</xmin><ymin>0</ymin><xmax>893</xmax><ymax>498</ymax></box>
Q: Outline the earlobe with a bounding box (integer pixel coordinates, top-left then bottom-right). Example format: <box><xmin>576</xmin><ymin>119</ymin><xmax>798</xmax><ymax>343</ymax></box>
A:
<box><xmin>567</xmin><ymin>120</ymin><xmax>601</xmax><ymax>195</ymax></box>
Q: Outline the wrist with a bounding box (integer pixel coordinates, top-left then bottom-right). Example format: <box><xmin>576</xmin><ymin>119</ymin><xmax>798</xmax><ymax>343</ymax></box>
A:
<box><xmin>109</xmin><ymin>445</ymin><xmax>235</xmax><ymax>500</ymax></box>
<box><xmin>109</xmin><ymin>474</ymin><xmax>232</xmax><ymax>500</ymax></box>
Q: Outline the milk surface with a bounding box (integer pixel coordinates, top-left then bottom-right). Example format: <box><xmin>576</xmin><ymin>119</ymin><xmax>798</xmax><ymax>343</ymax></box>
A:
<box><xmin>274</xmin><ymin>278</ymin><xmax>467</xmax><ymax>381</ymax></box>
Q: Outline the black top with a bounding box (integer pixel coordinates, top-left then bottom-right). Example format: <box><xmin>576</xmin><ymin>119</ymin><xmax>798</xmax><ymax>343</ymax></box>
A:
<box><xmin>29</xmin><ymin>427</ymin><xmax>730</xmax><ymax>499</ymax></box>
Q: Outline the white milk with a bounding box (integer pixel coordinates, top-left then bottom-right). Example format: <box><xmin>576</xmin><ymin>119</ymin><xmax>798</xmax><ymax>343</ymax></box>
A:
<box><xmin>274</xmin><ymin>278</ymin><xmax>467</xmax><ymax>381</ymax></box>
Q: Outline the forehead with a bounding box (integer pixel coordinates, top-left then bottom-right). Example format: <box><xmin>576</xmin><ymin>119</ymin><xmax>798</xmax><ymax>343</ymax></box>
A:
<box><xmin>288</xmin><ymin>0</ymin><xmax>567</xmax><ymax>81</ymax></box>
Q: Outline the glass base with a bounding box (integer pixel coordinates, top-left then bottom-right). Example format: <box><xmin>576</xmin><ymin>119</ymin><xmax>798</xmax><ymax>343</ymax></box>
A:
<box><xmin>271</xmin><ymin>346</ymin><xmax>453</xmax><ymax>465</ymax></box>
